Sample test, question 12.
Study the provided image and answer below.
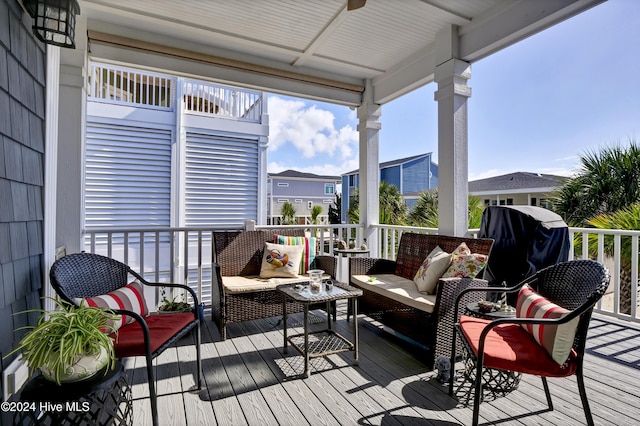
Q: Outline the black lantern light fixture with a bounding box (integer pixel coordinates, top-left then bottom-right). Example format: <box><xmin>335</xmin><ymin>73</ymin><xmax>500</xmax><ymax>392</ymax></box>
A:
<box><xmin>22</xmin><ymin>0</ymin><xmax>81</xmax><ymax>49</ymax></box>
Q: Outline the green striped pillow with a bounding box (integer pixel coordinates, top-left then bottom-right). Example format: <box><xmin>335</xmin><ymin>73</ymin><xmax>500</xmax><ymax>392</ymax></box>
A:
<box><xmin>274</xmin><ymin>235</ymin><xmax>317</xmax><ymax>274</ymax></box>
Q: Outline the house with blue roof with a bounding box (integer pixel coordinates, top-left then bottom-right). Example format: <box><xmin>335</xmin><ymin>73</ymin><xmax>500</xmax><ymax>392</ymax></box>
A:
<box><xmin>341</xmin><ymin>153</ymin><xmax>438</xmax><ymax>222</ymax></box>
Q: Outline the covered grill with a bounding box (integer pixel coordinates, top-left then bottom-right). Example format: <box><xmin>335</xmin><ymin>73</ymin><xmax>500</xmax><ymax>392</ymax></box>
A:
<box><xmin>478</xmin><ymin>205</ymin><xmax>570</xmax><ymax>303</ymax></box>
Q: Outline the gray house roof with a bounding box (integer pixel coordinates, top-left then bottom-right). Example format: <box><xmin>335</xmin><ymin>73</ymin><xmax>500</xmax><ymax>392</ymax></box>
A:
<box><xmin>344</xmin><ymin>153</ymin><xmax>433</xmax><ymax>175</ymax></box>
<box><xmin>269</xmin><ymin>169</ymin><xmax>340</xmax><ymax>181</ymax></box>
<box><xmin>469</xmin><ymin>172</ymin><xmax>567</xmax><ymax>192</ymax></box>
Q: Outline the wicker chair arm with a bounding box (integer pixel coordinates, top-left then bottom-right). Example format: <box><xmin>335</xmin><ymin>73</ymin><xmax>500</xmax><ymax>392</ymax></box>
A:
<box><xmin>349</xmin><ymin>257</ymin><xmax>397</xmax><ymax>276</ymax></box>
<box><xmin>314</xmin><ymin>255</ymin><xmax>337</xmax><ymax>278</ymax></box>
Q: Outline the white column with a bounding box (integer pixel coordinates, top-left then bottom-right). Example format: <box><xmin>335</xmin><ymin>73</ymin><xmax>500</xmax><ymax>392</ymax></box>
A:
<box><xmin>43</xmin><ymin>45</ymin><xmax>61</xmax><ymax>312</ymax></box>
<box><xmin>434</xmin><ymin>58</ymin><xmax>471</xmax><ymax>236</ymax></box>
<box><xmin>57</xmin><ymin>16</ymin><xmax>87</xmax><ymax>253</ymax></box>
<box><xmin>357</xmin><ymin>80</ymin><xmax>381</xmax><ymax>255</ymax></box>
<box><xmin>257</xmin><ymin>93</ymin><xmax>269</xmax><ymax>225</ymax></box>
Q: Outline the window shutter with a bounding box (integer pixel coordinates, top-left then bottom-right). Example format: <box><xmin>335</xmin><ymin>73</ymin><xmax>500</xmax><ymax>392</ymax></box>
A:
<box><xmin>185</xmin><ymin>132</ymin><xmax>259</xmax><ymax>227</ymax></box>
<box><xmin>85</xmin><ymin>120</ymin><xmax>172</xmax><ymax>229</ymax></box>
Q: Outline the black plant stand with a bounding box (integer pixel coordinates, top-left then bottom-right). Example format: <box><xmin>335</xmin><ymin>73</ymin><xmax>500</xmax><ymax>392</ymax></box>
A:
<box><xmin>14</xmin><ymin>361</ymin><xmax>132</xmax><ymax>426</ymax></box>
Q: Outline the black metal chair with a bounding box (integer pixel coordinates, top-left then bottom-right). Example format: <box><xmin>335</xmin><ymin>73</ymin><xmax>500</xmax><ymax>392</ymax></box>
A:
<box><xmin>448</xmin><ymin>259</ymin><xmax>609</xmax><ymax>426</ymax></box>
<box><xmin>50</xmin><ymin>253</ymin><xmax>203</xmax><ymax>426</ymax></box>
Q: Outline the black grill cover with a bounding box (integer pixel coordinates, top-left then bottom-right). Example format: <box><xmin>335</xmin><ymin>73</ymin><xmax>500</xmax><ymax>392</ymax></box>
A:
<box><xmin>479</xmin><ymin>206</ymin><xmax>569</xmax><ymax>299</ymax></box>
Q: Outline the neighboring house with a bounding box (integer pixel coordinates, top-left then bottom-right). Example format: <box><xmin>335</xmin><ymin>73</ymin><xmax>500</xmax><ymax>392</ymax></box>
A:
<box><xmin>267</xmin><ymin>170</ymin><xmax>340</xmax><ymax>225</ymax></box>
<box><xmin>469</xmin><ymin>172</ymin><xmax>567</xmax><ymax>208</ymax></box>
<box><xmin>341</xmin><ymin>153</ymin><xmax>438</xmax><ymax>222</ymax></box>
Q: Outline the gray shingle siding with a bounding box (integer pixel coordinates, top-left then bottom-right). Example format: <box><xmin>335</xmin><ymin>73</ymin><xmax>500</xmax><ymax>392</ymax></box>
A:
<box><xmin>0</xmin><ymin>0</ymin><xmax>45</xmax><ymax>380</ymax></box>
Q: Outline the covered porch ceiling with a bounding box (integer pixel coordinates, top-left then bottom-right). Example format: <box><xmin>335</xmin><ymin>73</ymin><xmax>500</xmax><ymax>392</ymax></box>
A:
<box><xmin>82</xmin><ymin>0</ymin><xmax>604</xmax><ymax>106</ymax></box>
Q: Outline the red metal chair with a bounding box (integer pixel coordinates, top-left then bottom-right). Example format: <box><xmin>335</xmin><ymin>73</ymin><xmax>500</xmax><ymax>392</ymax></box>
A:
<box><xmin>50</xmin><ymin>253</ymin><xmax>202</xmax><ymax>426</ymax></box>
<box><xmin>448</xmin><ymin>259</ymin><xmax>609</xmax><ymax>425</ymax></box>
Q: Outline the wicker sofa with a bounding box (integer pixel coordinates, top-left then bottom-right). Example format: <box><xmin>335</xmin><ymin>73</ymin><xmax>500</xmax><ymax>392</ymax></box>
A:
<box><xmin>212</xmin><ymin>229</ymin><xmax>337</xmax><ymax>340</ymax></box>
<box><xmin>349</xmin><ymin>232</ymin><xmax>494</xmax><ymax>368</ymax></box>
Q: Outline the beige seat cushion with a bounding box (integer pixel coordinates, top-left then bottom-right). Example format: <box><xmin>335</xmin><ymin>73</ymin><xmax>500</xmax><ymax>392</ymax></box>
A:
<box><xmin>222</xmin><ymin>274</ymin><xmax>331</xmax><ymax>294</ymax></box>
<box><xmin>351</xmin><ymin>274</ymin><xmax>436</xmax><ymax>313</ymax></box>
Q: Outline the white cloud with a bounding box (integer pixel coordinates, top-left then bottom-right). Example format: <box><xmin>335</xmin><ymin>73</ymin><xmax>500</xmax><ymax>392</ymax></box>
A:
<box><xmin>268</xmin><ymin>96</ymin><xmax>358</xmax><ymax>160</ymax></box>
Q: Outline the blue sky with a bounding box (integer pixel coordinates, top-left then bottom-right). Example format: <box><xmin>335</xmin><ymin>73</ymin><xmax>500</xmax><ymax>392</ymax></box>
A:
<box><xmin>266</xmin><ymin>0</ymin><xmax>640</xmax><ymax>181</ymax></box>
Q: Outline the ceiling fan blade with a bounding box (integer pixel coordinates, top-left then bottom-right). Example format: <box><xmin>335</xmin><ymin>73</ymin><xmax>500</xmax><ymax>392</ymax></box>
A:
<box><xmin>347</xmin><ymin>0</ymin><xmax>366</xmax><ymax>11</ymax></box>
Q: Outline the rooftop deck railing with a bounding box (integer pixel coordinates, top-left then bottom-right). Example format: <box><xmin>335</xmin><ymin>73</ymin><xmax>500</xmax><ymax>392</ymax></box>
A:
<box><xmin>82</xmin><ymin>223</ymin><xmax>640</xmax><ymax>324</ymax></box>
<box><xmin>88</xmin><ymin>63</ymin><xmax>263</xmax><ymax>122</ymax></box>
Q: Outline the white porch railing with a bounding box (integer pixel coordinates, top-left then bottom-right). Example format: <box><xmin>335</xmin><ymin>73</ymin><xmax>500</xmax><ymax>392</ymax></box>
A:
<box><xmin>83</xmin><ymin>224</ymin><xmax>640</xmax><ymax>325</ymax></box>
<box><xmin>88</xmin><ymin>63</ymin><xmax>263</xmax><ymax>122</ymax></box>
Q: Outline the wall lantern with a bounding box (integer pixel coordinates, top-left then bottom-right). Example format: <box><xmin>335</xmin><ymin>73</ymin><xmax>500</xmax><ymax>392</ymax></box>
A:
<box><xmin>21</xmin><ymin>0</ymin><xmax>81</xmax><ymax>49</ymax></box>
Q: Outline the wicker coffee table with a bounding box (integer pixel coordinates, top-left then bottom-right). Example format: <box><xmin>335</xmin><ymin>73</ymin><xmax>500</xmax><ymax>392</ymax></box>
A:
<box><xmin>277</xmin><ymin>281</ymin><xmax>362</xmax><ymax>378</ymax></box>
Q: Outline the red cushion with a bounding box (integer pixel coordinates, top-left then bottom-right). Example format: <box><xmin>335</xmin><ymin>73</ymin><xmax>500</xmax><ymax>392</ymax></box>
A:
<box><xmin>110</xmin><ymin>313</ymin><xmax>196</xmax><ymax>358</ymax></box>
<box><xmin>459</xmin><ymin>315</ymin><xmax>577</xmax><ymax>377</ymax></box>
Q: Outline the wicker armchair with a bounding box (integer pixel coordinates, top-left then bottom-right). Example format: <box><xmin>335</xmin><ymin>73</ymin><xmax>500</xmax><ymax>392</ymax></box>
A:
<box><xmin>50</xmin><ymin>253</ymin><xmax>202</xmax><ymax>426</ymax></box>
<box><xmin>349</xmin><ymin>232</ymin><xmax>494</xmax><ymax>369</ymax></box>
<box><xmin>449</xmin><ymin>260</ymin><xmax>609</xmax><ymax>425</ymax></box>
<box><xmin>212</xmin><ymin>229</ymin><xmax>337</xmax><ymax>340</ymax></box>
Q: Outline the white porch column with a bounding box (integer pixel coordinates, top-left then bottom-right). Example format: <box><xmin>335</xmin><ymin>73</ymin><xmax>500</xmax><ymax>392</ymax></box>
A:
<box><xmin>257</xmin><ymin>93</ymin><xmax>269</xmax><ymax>225</ymax></box>
<box><xmin>56</xmin><ymin>16</ymin><xmax>87</xmax><ymax>253</ymax></box>
<box><xmin>357</xmin><ymin>80</ymin><xmax>381</xmax><ymax>254</ymax></box>
<box><xmin>434</xmin><ymin>58</ymin><xmax>471</xmax><ymax>236</ymax></box>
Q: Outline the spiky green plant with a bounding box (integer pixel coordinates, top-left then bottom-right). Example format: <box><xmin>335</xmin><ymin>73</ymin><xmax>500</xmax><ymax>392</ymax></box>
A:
<box><xmin>5</xmin><ymin>298</ymin><xmax>118</xmax><ymax>384</ymax></box>
<box><xmin>310</xmin><ymin>205</ymin><xmax>323</xmax><ymax>224</ymax></box>
<box><xmin>584</xmin><ymin>204</ymin><xmax>640</xmax><ymax>314</ymax></box>
<box><xmin>347</xmin><ymin>183</ymin><xmax>407</xmax><ymax>225</ymax></box>
<box><xmin>407</xmin><ymin>189</ymin><xmax>485</xmax><ymax>229</ymax></box>
<box><xmin>280</xmin><ymin>201</ymin><xmax>297</xmax><ymax>225</ymax></box>
<box><xmin>552</xmin><ymin>141</ymin><xmax>640</xmax><ymax>226</ymax></box>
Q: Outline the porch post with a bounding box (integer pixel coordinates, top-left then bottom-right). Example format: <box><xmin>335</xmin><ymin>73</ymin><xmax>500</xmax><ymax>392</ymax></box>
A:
<box><xmin>56</xmin><ymin>16</ymin><xmax>88</xmax><ymax>253</ymax></box>
<box><xmin>357</xmin><ymin>80</ymin><xmax>381</xmax><ymax>254</ymax></box>
<box><xmin>434</xmin><ymin>58</ymin><xmax>471</xmax><ymax>237</ymax></box>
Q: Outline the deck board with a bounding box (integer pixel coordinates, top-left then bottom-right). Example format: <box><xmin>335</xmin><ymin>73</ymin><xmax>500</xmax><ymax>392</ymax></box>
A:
<box><xmin>121</xmin><ymin>306</ymin><xmax>640</xmax><ymax>425</ymax></box>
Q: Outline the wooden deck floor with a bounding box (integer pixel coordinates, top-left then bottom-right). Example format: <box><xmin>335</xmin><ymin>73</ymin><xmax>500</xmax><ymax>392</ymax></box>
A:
<box><xmin>123</xmin><ymin>304</ymin><xmax>640</xmax><ymax>425</ymax></box>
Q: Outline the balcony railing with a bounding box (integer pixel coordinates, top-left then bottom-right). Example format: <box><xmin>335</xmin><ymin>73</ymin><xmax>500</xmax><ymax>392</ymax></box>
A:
<box><xmin>88</xmin><ymin>63</ymin><xmax>263</xmax><ymax>122</ymax></box>
<box><xmin>83</xmin><ymin>223</ymin><xmax>640</xmax><ymax>324</ymax></box>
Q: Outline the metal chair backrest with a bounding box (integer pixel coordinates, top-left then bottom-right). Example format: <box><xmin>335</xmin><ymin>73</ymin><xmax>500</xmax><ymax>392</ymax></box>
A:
<box><xmin>50</xmin><ymin>252</ymin><xmax>133</xmax><ymax>302</ymax></box>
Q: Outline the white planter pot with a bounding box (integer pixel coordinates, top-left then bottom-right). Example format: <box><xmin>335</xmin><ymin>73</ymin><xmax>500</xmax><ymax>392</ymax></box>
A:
<box><xmin>41</xmin><ymin>346</ymin><xmax>111</xmax><ymax>383</ymax></box>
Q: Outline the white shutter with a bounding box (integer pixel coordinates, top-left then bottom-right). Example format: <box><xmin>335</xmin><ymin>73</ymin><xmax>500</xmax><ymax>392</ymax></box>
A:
<box><xmin>185</xmin><ymin>132</ymin><xmax>258</xmax><ymax>227</ymax></box>
<box><xmin>85</xmin><ymin>120</ymin><xmax>172</xmax><ymax>229</ymax></box>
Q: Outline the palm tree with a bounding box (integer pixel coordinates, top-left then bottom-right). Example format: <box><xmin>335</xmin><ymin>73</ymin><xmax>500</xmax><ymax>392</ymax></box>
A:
<box><xmin>310</xmin><ymin>205</ymin><xmax>323</xmax><ymax>225</ymax></box>
<box><xmin>379</xmin><ymin>182</ymin><xmax>407</xmax><ymax>225</ymax></box>
<box><xmin>585</xmin><ymin>204</ymin><xmax>640</xmax><ymax>314</ymax></box>
<box><xmin>346</xmin><ymin>183</ymin><xmax>407</xmax><ymax>225</ymax></box>
<box><xmin>407</xmin><ymin>189</ymin><xmax>485</xmax><ymax>228</ymax></box>
<box><xmin>553</xmin><ymin>141</ymin><xmax>640</xmax><ymax>314</ymax></box>
<box><xmin>553</xmin><ymin>141</ymin><xmax>640</xmax><ymax>226</ymax></box>
<box><xmin>280</xmin><ymin>201</ymin><xmax>296</xmax><ymax>225</ymax></box>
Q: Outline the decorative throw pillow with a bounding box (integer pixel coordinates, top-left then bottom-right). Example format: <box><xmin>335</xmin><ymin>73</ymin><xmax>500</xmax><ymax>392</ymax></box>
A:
<box><xmin>76</xmin><ymin>280</ymin><xmax>148</xmax><ymax>331</ymax></box>
<box><xmin>259</xmin><ymin>242</ymin><xmax>305</xmax><ymax>278</ymax></box>
<box><xmin>413</xmin><ymin>246</ymin><xmax>453</xmax><ymax>294</ymax></box>
<box><xmin>441</xmin><ymin>242</ymin><xmax>488</xmax><ymax>279</ymax></box>
<box><xmin>516</xmin><ymin>284</ymin><xmax>580</xmax><ymax>365</ymax></box>
<box><xmin>274</xmin><ymin>234</ymin><xmax>317</xmax><ymax>274</ymax></box>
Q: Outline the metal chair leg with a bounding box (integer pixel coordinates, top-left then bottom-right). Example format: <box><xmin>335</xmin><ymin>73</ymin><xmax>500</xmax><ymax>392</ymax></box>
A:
<box><xmin>472</xmin><ymin>359</ymin><xmax>483</xmax><ymax>426</ymax></box>
<box><xmin>576</xmin><ymin>366</ymin><xmax>595</xmax><ymax>426</ymax></box>
<box><xmin>146</xmin><ymin>352</ymin><xmax>159</xmax><ymax>426</ymax></box>
<box><xmin>541</xmin><ymin>376</ymin><xmax>553</xmax><ymax>411</ymax></box>
<box><xmin>196</xmin><ymin>321</ymin><xmax>203</xmax><ymax>389</ymax></box>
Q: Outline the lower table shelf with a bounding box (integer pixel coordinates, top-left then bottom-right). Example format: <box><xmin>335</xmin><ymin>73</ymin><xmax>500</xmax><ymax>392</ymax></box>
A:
<box><xmin>287</xmin><ymin>330</ymin><xmax>354</xmax><ymax>359</ymax></box>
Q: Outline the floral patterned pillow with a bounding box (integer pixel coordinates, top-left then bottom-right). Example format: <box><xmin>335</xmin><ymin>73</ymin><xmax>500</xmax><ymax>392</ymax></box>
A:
<box><xmin>441</xmin><ymin>242</ymin><xmax>488</xmax><ymax>279</ymax></box>
<box><xmin>413</xmin><ymin>246</ymin><xmax>453</xmax><ymax>294</ymax></box>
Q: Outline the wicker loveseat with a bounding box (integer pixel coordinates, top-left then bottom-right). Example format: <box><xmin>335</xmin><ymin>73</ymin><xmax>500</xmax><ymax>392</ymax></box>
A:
<box><xmin>212</xmin><ymin>229</ymin><xmax>337</xmax><ymax>340</ymax></box>
<box><xmin>349</xmin><ymin>232</ymin><xmax>494</xmax><ymax>368</ymax></box>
